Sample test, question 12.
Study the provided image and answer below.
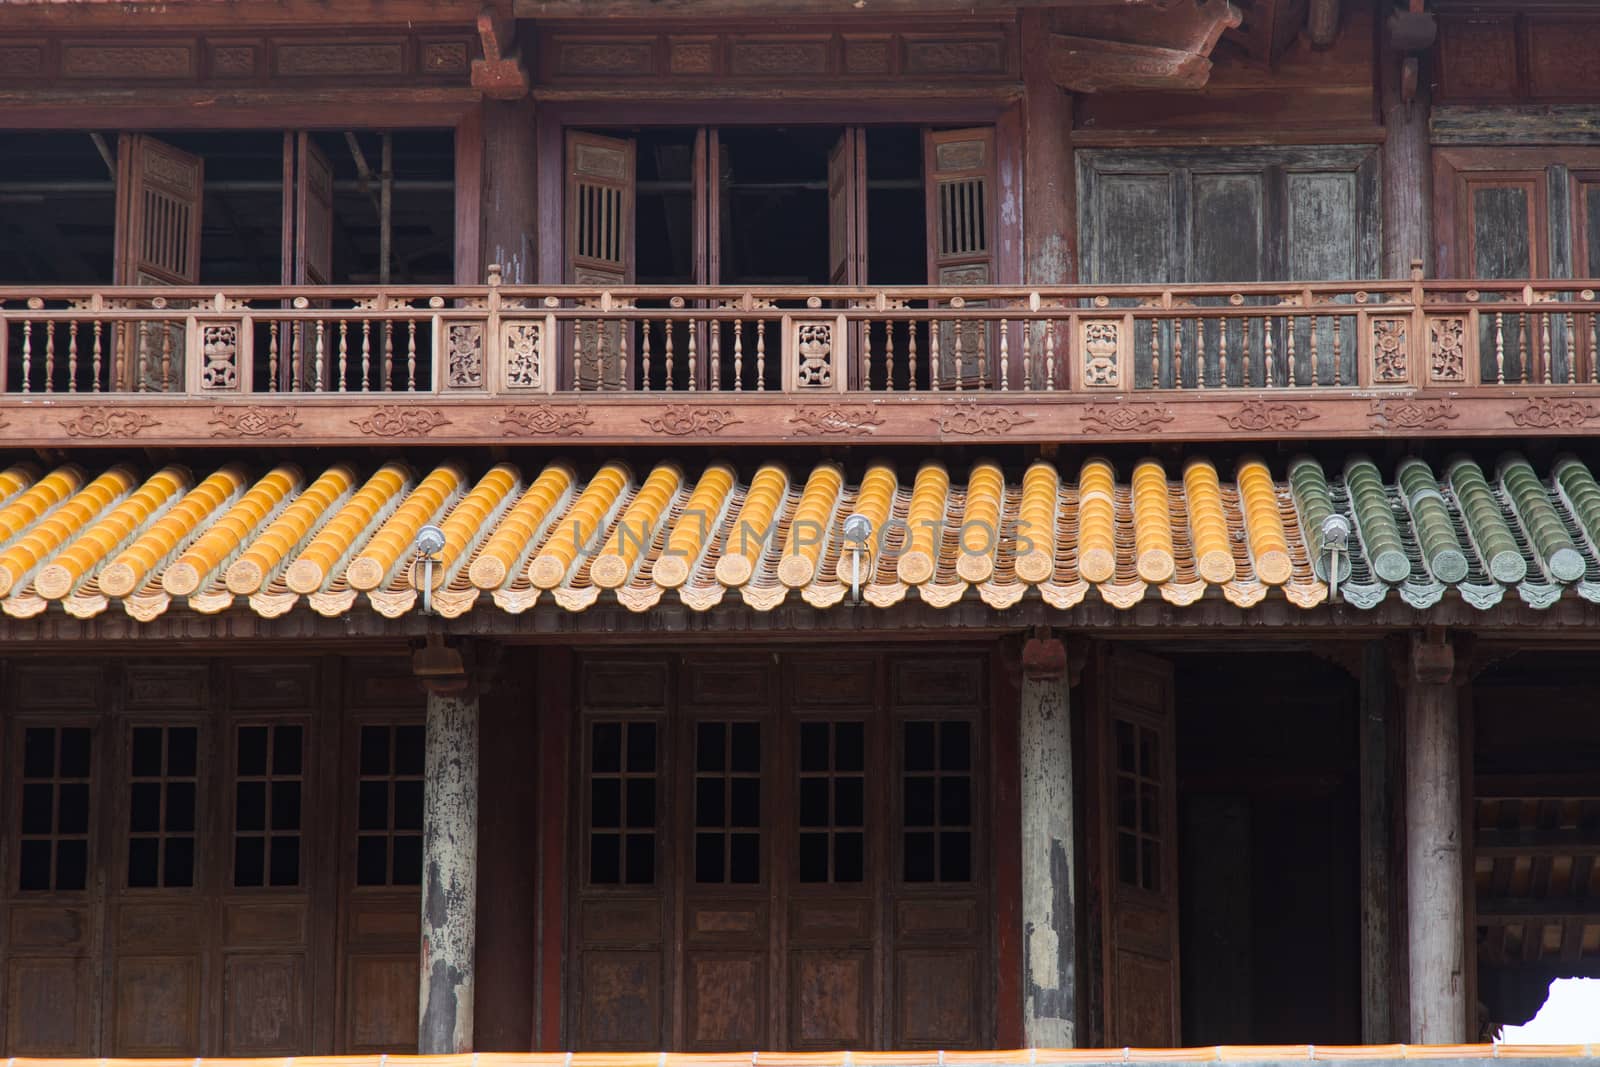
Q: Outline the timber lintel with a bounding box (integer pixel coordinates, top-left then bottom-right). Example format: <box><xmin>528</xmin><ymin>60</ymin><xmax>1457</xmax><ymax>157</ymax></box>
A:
<box><xmin>1047</xmin><ymin>34</ymin><xmax>1214</xmax><ymax>92</ymax></box>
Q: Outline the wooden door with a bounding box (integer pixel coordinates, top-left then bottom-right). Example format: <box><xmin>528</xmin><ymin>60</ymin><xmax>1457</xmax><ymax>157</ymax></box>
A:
<box><xmin>828</xmin><ymin>129</ymin><xmax>867</xmax><ymax>287</ymax></box>
<box><xmin>566</xmin><ymin>131</ymin><xmax>636</xmax><ymax>391</ymax></box>
<box><xmin>294</xmin><ymin>133</ymin><xmax>335</xmax><ymax>286</ymax></box>
<box><xmin>924</xmin><ymin>128</ymin><xmax>996</xmax><ymax>388</ymax></box>
<box><xmin>1092</xmin><ymin>646</ymin><xmax>1179</xmax><ymax>1047</ymax></box>
<box><xmin>113</xmin><ymin>134</ymin><xmax>203</xmax><ymax>392</ymax></box>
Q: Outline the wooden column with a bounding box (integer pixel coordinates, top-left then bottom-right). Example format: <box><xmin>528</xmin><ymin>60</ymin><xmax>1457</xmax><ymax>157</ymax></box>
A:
<box><xmin>1380</xmin><ymin>14</ymin><xmax>1434</xmax><ymax>276</ymax></box>
<box><xmin>481</xmin><ymin>95</ymin><xmax>539</xmax><ymax>285</ymax></box>
<box><xmin>1021</xmin><ymin>8</ymin><xmax>1074</xmax><ymax>285</ymax></box>
<box><xmin>1020</xmin><ymin>633</ymin><xmax>1077</xmax><ymax>1046</ymax></box>
<box><xmin>1405</xmin><ymin>631</ymin><xmax>1466</xmax><ymax>1044</ymax></box>
<box><xmin>1361</xmin><ymin>641</ymin><xmax>1394</xmax><ymax>1043</ymax></box>
<box><xmin>419</xmin><ymin>684</ymin><xmax>479</xmax><ymax>1053</ymax></box>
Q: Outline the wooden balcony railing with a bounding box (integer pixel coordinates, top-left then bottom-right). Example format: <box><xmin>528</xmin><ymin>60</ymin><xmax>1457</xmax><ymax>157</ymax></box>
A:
<box><xmin>2</xmin><ymin>272</ymin><xmax>1597</xmax><ymax>398</ymax></box>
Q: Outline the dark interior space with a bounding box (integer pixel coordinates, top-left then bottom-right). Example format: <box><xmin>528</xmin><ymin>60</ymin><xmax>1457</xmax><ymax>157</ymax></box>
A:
<box><xmin>1471</xmin><ymin>652</ymin><xmax>1600</xmax><ymax>1036</ymax></box>
<box><xmin>0</xmin><ymin>129</ymin><xmax>454</xmax><ymax>287</ymax></box>
<box><xmin>1172</xmin><ymin>651</ymin><xmax>1362</xmax><ymax>1045</ymax></box>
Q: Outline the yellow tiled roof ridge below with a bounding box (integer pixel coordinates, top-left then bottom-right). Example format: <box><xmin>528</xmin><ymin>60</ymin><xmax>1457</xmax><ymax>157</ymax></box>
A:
<box><xmin>0</xmin><ymin>454</ymin><xmax>1598</xmax><ymax>622</ymax></box>
<box><xmin>0</xmin><ymin>1046</ymin><xmax>1592</xmax><ymax>1066</ymax></box>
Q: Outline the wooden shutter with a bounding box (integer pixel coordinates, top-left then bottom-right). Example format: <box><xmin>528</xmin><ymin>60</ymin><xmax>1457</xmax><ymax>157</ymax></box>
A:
<box><xmin>1091</xmin><ymin>646</ymin><xmax>1179</xmax><ymax>1047</ymax></box>
<box><xmin>828</xmin><ymin>128</ymin><xmax>867</xmax><ymax>286</ymax></box>
<box><xmin>113</xmin><ymin>134</ymin><xmax>203</xmax><ymax>391</ymax></box>
<box><xmin>114</xmin><ymin>134</ymin><xmax>203</xmax><ymax>287</ymax></box>
<box><xmin>294</xmin><ymin>133</ymin><xmax>335</xmax><ymax>286</ymax></box>
<box><xmin>566</xmin><ymin>131</ymin><xmax>636</xmax><ymax>389</ymax></box>
<box><xmin>925</xmin><ymin>128</ymin><xmax>996</xmax><ymax>388</ymax></box>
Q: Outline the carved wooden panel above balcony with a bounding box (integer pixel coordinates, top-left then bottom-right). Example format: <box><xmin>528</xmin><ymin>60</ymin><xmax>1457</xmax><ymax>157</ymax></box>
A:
<box><xmin>534</xmin><ymin>23</ymin><xmax>1017</xmax><ymax>88</ymax></box>
<box><xmin>0</xmin><ymin>31</ymin><xmax>476</xmax><ymax>88</ymax></box>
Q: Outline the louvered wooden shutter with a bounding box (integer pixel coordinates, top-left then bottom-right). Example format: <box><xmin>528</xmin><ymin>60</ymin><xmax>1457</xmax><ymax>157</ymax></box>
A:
<box><xmin>113</xmin><ymin>134</ymin><xmax>203</xmax><ymax>391</ymax></box>
<box><xmin>115</xmin><ymin>134</ymin><xmax>203</xmax><ymax>287</ymax></box>
<box><xmin>294</xmin><ymin>132</ymin><xmax>335</xmax><ymax>286</ymax></box>
<box><xmin>567</xmin><ymin>131</ymin><xmax>635</xmax><ymax>389</ymax></box>
<box><xmin>924</xmin><ymin>128</ymin><xmax>995</xmax><ymax>388</ymax></box>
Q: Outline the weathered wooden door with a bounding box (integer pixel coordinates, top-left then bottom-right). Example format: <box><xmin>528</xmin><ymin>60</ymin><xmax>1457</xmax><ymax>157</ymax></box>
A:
<box><xmin>1091</xmin><ymin>646</ymin><xmax>1179</xmax><ymax>1047</ymax></box>
<box><xmin>924</xmin><ymin>127</ymin><xmax>996</xmax><ymax>388</ymax></box>
<box><xmin>566</xmin><ymin>131</ymin><xmax>636</xmax><ymax>390</ymax></box>
<box><xmin>113</xmin><ymin>134</ymin><xmax>203</xmax><ymax>391</ymax></box>
<box><xmin>293</xmin><ymin>133</ymin><xmax>335</xmax><ymax>286</ymax></box>
<box><xmin>828</xmin><ymin>129</ymin><xmax>867</xmax><ymax>287</ymax></box>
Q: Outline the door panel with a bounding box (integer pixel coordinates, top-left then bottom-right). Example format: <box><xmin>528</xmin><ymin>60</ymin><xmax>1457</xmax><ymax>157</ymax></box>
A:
<box><xmin>294</xmin><ymin>133</ymin><xmax>335</xmax><ymax>287</ymax></box>
<box><xmin>113</xmin><ymin>134</ymin><xmax>203</xmax><ymax>392</ymax></box>
<box><xmin>1094</xmin><ymin>646</ymin><xmax>1179</xmax><ymax>1048</ymax></box>
<box><xmin>925</xmin><ymin>128</ymin><xmax>997</xmax><ymax>388</ymax></box>
<box><xmin>566</xmin><ymin>131</ymin><xmax>637</xmax><ymax>390</ymax></box>
<box><xmin>1190</xmin><ymin>172</ymin><xmax>1265</xmax><ymax>283</ymax></box>
<box><xmin>1463</xmin><ymin>176</ymin><xmax>1545</xmax><ymax>280</ymax></box>
<box><xmin>1090</xmin><ymin>173</ymin><xmax>1174</xmax><ymax>285</ymax></box>
<box><xmin>828</xmin><ymin>129</ymin><xmax>867</xmax><ymax>287</ymax></box>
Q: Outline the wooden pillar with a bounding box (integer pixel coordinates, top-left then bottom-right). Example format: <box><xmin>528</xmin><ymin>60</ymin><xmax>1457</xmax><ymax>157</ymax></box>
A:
<box><xmin>1360</xmin><ymin>641</ymin><xmax>1394</xmax><ymax>1043</ymax></box>
<box><xmin>481</xmin><ymin>95</ymin><xmax>539</xmax><ymax>285</ymax></box>
<box><xmin>1021</xmin><ymin>8</ymin><xmax>1074</xmax><ymax>285</ymax></box>
<box><xmin>1405</xmin><ymin>632</ymin><xmax>1466</xmax><ymax>1044</ymax></box>
<box><xmin>1020</xmin><ymin>633</ymin><xmax>1076</xmax><ymax>1046</ymax></box>
<box><xmin>420</xmin><ymin>685</ymin><xmax>479</xmax><ymax>1053</ymax></box>
<box><xmin>1380</xmin><ymin>15</ymin><xmax>1434</xmax><ymax>276</ymax></box>
<box><xmin>454</xmin><ymin>104</ymin><xmax>485</xmax><ymax>285</ymax></box>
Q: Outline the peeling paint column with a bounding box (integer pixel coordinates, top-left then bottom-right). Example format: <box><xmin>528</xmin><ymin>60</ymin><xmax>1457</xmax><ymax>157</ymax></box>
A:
<box><xmin>420</xmin><ymin>686</ymin><xmax>479</xmax><ymax>1054</ymax></box>
<box><xmin>1406</xmin><ymin>632</ymin><xmax>1466</xmax><ymax>1044</ymax></box>
<box><xmin>1020</xmin><ymin>634</ymin><xmax>1076</xmax><ymax>1047</ymax></box>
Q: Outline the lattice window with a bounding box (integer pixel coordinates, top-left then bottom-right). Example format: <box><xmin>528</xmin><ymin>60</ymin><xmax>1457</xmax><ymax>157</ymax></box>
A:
<box><xmin>355</xmin><ymin>723</ymin><xmax>424</xmax><ymax>887</ymax></box>
<box><xmin>1114</xmin><ymin>719</ymin><xmax>1163</xmax><ymax>893</ymax></box>
<box><xmin>233</xmin><ymin>724</ymin><xmax>305</xmax><ymax>888</ymax></box>
<box><xmin>18</xmin><ymin>726</ymin><xmax>92</xmax><ymax>892</ymax></box>
<box><xmin>901</xmin><ymin>719</ymin><xmax>973</xmax><ymax>883</ymax></box>
<box><xmin>797</xmin><ymin>720</ymin><xmax>865</xmax><ymax>884</ymax></box>
<box><xmin>587</xmin><ymin>720</ymin><xmax>658</xmax><ymax>886</ymax></box>
<box><xmin>693</xmin><ymin>721</ymin><xmax>761</xmax><ymax>885</ymax></box>
<box><xmin>128</xmin><ymin>725</ymin><xmax>199</xmax><ymax>888</ymax></box>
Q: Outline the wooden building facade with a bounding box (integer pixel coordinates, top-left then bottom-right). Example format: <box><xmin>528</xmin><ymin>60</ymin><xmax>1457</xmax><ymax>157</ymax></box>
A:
<box><xmin>0</xmin><ymin>0</ymin><xmax>1597</xmax><ymax>1059</ymax></box>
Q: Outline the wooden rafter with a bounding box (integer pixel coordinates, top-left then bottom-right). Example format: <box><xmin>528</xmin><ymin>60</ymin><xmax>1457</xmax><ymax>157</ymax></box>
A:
<box><xmin>1047</xmin><ymin>0</ymin><xmax>1243</xmax><ymax>92</ymax></box>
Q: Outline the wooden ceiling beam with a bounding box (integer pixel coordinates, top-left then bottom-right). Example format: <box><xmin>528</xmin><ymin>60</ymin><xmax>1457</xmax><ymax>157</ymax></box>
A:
<box><xmin>1046</xmin><ymin>0</ymin><xmax>1242</xmax><ymax>93</ymax></box>
<box><xmin>2</xmin><ymin>0</ymin><xmax>481</xmax><ymax>30</ymax></box>
<box><xmin>516</xmin><ymin>0</ymin><xmax>1163</xmax><ymax>15</ymax></box>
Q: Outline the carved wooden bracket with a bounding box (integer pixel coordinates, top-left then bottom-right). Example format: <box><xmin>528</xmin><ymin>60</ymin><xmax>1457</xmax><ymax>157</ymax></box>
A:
<box><xmin>473</xmin><ymin>7</ymin><xmax>529</xmax><ymax>99</ymax></box>
<box><xmin>1046</xmin><ymin>0</ymin><xmax>1239</xmax><ymax>92</ymax></box>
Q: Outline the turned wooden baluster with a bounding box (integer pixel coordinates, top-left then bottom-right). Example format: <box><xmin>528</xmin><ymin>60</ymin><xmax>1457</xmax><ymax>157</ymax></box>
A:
<box><xmin>1542</xmin><ymin>312</ymin><xmax>1553</xmax><ymax>385</ymax></box>
<box><xmin>1240</xmin><ymin>315</ymin><xmax>1252</xmax><ymax>386</ymax></box>
<box><xmin>337</xmin><ymin>320</ymin><xmax>349</xmax><ymax>392</ymax></box>
<box><xmin>44</xmin><ymin>321</ymin><xmax>56</xmax><ymax>392</ymax></box>
<box><xmin>756</xmin><ymin>319</ymin><xmax>767</xmax><ymax>391</ymax></box>
<box><xmin>383</xmin><ymin>323</ymin><xmax>395</xmax><ymax>392</ymax></box>
<box><xmin>1150</xmin><ymin>319</ymin><xmax>1161</xmax><ymax>388</ymax></box>
<box><xmin>710</xmin><ymin>319</ymin><xmax>722</xmax><ymax>391</ymax></box>
<box><xmin>1286</xmin><ymin>315</ymin><xmax>1297</xmax><ymax>386</ymax></box>
<box><xmin>1517</xmin><ymin>312</ymin><xmax>1529</xmax><ymax>383</ymax></box>
<box><xmin>733</xmin><ymin>319</ymin><xmax>744</xmax><ymax>391</ymax></box>
<box><xmin>861</xmin><ymin>318</ymin><xmax>875</xmax><ymax>389</ymax></box>
<box><xmin>1022</xmin><ymin>320</ymin><xmax>1033</xmax><ymax>392</ymax></box>
<box><xmin>998</xmin><ymin>318</ymin><xmax>1009</xmax><ymax>391</ymax></box>
<box><xmin>1590</xmin><ymin>311</ymin><xmax>1598</xmax><ymax>384</ymax></box>
<box><xmin>407</xmin><ymin>320</ymin><xmax>418</xmax><ymax>392</ymax></box>
<box><xmin>1218</xmin><ymin>317</ymin><xmax>1230</xmax><ymax>389</ymax></box>
<box><xmin>361</xmin><ymin>321</ymin><xmax>373</xmax><ymax>391</ymax></box>
<box><xmin>1494</xmin><ymin>312</ymin><xmax>1506</xmax><ymax>384</ymax></box>
<box><xmin>663</xmin><ymin>318</ymin><xmax>675</xmax><ymax>389</ymax></box>
<box><xmin>1195</xmin><ymin>317</ymin><xmax>1207</xmax><ymax>389</ymax></box>
<box><xmin>1332</xmin><ymin>318</ymin><xmax>1343</xmax><ymax>386</ymax></box>
<box><xmin>907</xmin><ymin>321</ymin><xmax>918</xmax><ymax>390</ymax></box>
<box><xmin>1308</xmin><ymin>315</ymin><xmax>1319</xmax><ymax>386</ymax></box>
<box><xmin>136</xmin><ymin>321</ymin><xmax>149</xmax><ymax>392</ymax></box>
<box><xmin>313</xmin><ymin>320</ymin><xmax>326</xmax><ymax>392</ymax></box>
<box><xmin>687</xmin><ymin>319</ymin><xmax>697</xmax><ymax>392</ymax></box>
<box><xmin>882</xmin><ymin>321</ymin><xmax>894</xmax><ymax>392</ymax></box>
<box><xmin>268</xmin><ymin>323</ymin><xmax>280</xmax><ymax>391</ymax></box>
<box><xmin>1044</xmin><ymin>318</ymin><xmax>1056</xmax><ymax>391</ymax></box>
<box><xmin>92</xmin><ymin>321</ymin><xmax>103</xmax><ymax>393</ymax></box>
<box><xmin>953</xmin><ymin>318</ymin><xmax>964</xmax><ymax>391</ymax></box>
<box><xmin>160</xmin><ymin>324</ymin><xmax>174</xmax><ymax>391</ymax></box>
<box><xmin>67</xmin><ymin>322</ymin><xmax>78</xmax><ymax>393</ymax></box>
<box><xmin>1173</xmin><ymin>317</ymin><xmax>1184</xmax><ymax>388</ymax></box>
<box><xmin>641</xmin><ymin>319</ymin><xmax>653</xmax><ymax>391</ymax></box>
<box><xmin>1263</xmin><ymin>316</ymin><xmax>1275</xmax><ymax>387</ymax></box>
<box><xmin>1566</xmin><ymin>311</ymin><xmax>1576</xmax><ymax>385</ymax></box>
<box><xmin>20</xmin><ymin>320</ymin><xmax>31</xmax><ymax>393</ymax></box>
<box><xmin>929</xmin><ymin>317</ymin><xmax>941</xmax><ymax>391</ymax></box>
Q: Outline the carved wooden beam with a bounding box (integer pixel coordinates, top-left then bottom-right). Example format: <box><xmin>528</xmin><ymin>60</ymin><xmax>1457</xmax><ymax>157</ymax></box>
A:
<box><xmin>472</xmin><ymin>6</ymin><xmax>529</xmax><ymax>99</ymax></box>
<box><xmin>1047</xmin><ymin>0</ymin><xmax>1241</xmax><ymax>92</ymax></box>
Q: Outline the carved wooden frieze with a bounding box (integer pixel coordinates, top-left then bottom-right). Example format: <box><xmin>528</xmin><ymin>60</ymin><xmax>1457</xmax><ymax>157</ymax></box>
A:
<box><xmin>1222</xmin><ymin>398</ymin><xmax>1318</xmax><ymax>432</ymax></box>
<box><xmin>643</xmin><ymin>407</ymin><xmax>741</xmax><ymax>435</ymax></box>
<box><xmin>538</xmin><ymin>24</ymin><xmax>1016</xmax><ymax>85</ymax></box>
<box><xmin>0</xmin><ymin>31</ymin><xmax>474</xmax><ymax>87</ymax></box>
<box><xmin>1080</xmin><ymin>401</ymin><xmax>1174</xmax><ymax>434</ymax></box>
<box><xmin>209</xmin><ymin>406</ymin><xmax>302</xmax><ymax>438</ymax></box>
<box><xmin>498</xmin><ymin>404</ymin><xmax>594</xmax><ymax>435</ymax></box>
<box><xmin>351</xmin><ymin>406</ymin><xmax>451</xmax><ymax>436</ymax></box>
<box><xmin>1368</xmin><ymin>398</ymin><xmax>1459</xmax><ymax>430</ymax></box>
<box><xmin>931</xmin><ymin>405</ymin><xmax>1032</xmax><ymax>435</ymax></box>
<box><xmin>790</xmin><ymin>405</ymin><xmax>885</xmax><ymax>435</ymax></box>
<box><xmin>1369</xmin><ymin>316</ymin><xmax>1410</xmax><ymax>385</ymax></box>
<box><xmin>1428</xmin><ymin>316</ymin><xmax>1468</xmax><ymax>384</ymax></box>
<box><xmin>1506</xmin><ymin>397</ymin><xmax>1600</xmax><ymax>430</ymax></box>
<box><xmin>61</xmin><ymin>409</ymin><xmax>159</xmax><ymax>438</ymax></box>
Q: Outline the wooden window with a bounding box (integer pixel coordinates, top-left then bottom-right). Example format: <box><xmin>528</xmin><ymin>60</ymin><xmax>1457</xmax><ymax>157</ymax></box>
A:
<box><xmin>1113</xmin><ymin>719</ymin><xmax>1163</xmax><ymax>893</ymax></box>
<box><xmin>901</xmin><ymin>719</ymin><xmax>974</xmax><ymax>884</ymax></box>
<box><xmin>233</xmin><ymin>724</ymin><xmax>305</xmax><ymax>888</ymax></box>
<box><xmin>18</xmin><ymin>726</ymin><xmax>92</xmax><ymax>892</ymax></box>
<box><xmin>586</xmin><ymin>720</ymin><xmax>658</xmax><ymax>886</ymax></box>
<box><xmin>1576</xmin><ymin>175</ymin><xmax>1600</xmax><ymax>279</ymax></box>
<box><xmin>693</xmin><ymin>720</ymin><xmax>762</xmax><ymax>885</ymax></box>
<box><xmin>127</xmin><ymin>725</ymin><xmax>199</xmax><ymax>889</ymax></box>
<box><xmin>355</xmin><ymin>723</ymin><xmax>424</xmax><ymax>887</ymax></box>
<box><xmin>797</xmin><ymin>720</ymin><xmax>865</xmax><ymax>884</ymax></box>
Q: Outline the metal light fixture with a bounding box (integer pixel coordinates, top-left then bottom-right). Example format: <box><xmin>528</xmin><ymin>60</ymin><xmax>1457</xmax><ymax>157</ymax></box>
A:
<box><xmin>1320</xmin><ymin>513</ymin><xmax>1352</xmax><ymax>602</ymax></box>
<box><xmin>414</xmin><ymin>524</ymin><xmax>446</xmax><ymax>615</ymax></box>
<box><xmin>841</xmin><ymin>512</ymin><xmax>873</xmax><ymax>605</ymax></box>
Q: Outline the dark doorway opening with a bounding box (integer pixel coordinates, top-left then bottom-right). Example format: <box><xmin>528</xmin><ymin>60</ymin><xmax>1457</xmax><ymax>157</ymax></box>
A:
<box><xmin>1172</xmin><ymin>651</ymin><xmax>1362</xmax><ymax>1045</ymax></box>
